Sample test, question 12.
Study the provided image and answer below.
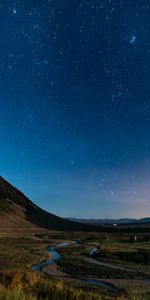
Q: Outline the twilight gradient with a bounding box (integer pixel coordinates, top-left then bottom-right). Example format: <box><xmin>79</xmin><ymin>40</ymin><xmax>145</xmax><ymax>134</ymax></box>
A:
<box><xmin>0</xmin><ymin>1</ymin><xmax>150</xmax><ymax>218</ymax></box>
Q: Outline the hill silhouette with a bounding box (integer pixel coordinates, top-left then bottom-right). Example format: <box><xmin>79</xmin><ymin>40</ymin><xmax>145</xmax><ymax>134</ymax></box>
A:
<box><xmin>0</xmin><ymin>176</ymin><xmax>94</xmax><ymax>231</ymax></box>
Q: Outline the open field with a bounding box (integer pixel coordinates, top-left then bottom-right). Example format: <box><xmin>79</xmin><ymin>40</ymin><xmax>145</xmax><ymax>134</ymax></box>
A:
<box><xmin>0</xmin><ymin>228</ymin><xmax>150</xmax><ymax>299</ymax></box>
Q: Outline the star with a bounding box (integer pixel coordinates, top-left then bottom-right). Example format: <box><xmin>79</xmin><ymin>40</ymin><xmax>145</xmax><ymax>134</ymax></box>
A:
<box><xmin>110</xmin><ymin>191</ymin><xmax>115</xmax><ymax>197</ymax></box>
<box><xmin>130</xmin><ymin>35</ymin><xmax>137</xmax><ymax>45</ymax></box>
<box><xmin>13</xmin><ymin>9</ymin><xmax>17</xmax><ymax>14</ymax></box>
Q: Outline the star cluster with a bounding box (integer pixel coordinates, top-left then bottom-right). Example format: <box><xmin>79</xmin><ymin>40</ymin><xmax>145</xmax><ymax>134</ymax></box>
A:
<box><xmin>0</xmin><ymin>0</ymin><xmax>150</xmax><ymax>218</ymax></box>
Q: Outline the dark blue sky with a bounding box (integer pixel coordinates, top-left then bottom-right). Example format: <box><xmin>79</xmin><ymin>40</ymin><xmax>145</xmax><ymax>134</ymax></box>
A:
<box><xmin>1</xmin><ymin>0</ymin><xmax>150</xmax><ymax>218</ymax></box>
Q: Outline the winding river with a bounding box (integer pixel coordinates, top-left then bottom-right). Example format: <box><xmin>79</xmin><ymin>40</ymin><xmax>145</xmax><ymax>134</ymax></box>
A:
<box><xmin>32</xmin><ymin>241</ymin><xmax>120</xmax><ymax>292</ymax></box>
<box><xmin>32</xmin><ymin>241</ymin><xmax>78</xmax><ymax>272</ymax></box>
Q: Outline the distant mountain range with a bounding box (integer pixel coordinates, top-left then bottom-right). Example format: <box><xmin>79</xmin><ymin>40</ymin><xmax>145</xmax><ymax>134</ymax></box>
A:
<box><xmin>67</xmin><ymin>217</ymin><xmax>150</xmax><ymax>225</ymax></box>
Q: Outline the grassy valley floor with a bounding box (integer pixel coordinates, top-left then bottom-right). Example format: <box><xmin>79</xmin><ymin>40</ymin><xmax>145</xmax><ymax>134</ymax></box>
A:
<box><xmin>0</xmin><ymin>229</ymin><xmax>150</xmax><ymax>299</ymax></box>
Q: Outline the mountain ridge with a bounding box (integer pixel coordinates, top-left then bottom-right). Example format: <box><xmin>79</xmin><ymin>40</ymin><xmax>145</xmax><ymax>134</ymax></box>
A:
<box><xmin>67</xmin><ymin>217</ymin><xmax>150</xmax><ymax>225</ymax></box>
<box><xmin>0</xmin><ymin>176</ymin><xmax>96</xmax><ymax>231</ymax></box>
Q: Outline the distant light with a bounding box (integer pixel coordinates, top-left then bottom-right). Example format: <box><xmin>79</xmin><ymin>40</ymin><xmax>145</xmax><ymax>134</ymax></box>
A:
<box><xmin>13</xmin><ymin>9</ymin><xmax>17</xmax><ymax>14</ymax></box>
<box><xmin>113</xmin><ymin>223</ymin><xmax>117</xmax><ymax>226</ymax></box>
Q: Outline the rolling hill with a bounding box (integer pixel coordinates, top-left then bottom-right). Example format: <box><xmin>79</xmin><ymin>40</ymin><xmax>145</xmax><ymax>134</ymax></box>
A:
<box><xmin>0</xmin><ymin>176</ymin><xmax>93</xmax><ymax>231</ymax></box>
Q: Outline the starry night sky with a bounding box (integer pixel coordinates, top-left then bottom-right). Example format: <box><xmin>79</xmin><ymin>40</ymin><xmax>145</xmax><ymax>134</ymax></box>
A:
<box><xmin>1</xmin><ymin>0</ymin><xmax>150</xmax><ymax>218</ymax></box>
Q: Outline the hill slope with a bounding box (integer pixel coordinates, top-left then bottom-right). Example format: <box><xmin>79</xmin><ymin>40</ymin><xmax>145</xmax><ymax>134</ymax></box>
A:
<box><xmin>0</xmin><ymin>176</ymin><xmax>92</xmax><ymax>231</ymax></box>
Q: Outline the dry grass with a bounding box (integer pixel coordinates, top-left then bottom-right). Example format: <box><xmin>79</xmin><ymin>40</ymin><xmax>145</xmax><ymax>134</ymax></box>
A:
<box><xmin>0</xmin><ymin>271</ymin><xmax>148</xmax><ymax>300</ymax></box>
